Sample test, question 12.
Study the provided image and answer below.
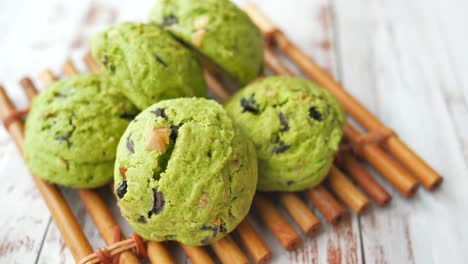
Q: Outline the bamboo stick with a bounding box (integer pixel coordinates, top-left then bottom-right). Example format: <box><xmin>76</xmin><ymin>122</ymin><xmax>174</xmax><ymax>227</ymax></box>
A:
<box><xmin>203</xmin><ymin>68</ymin><xmax>232</xmax><ymax>102</ymax></box>
<box><xmin>62</xmin><ymin>59</ymin><xmax>79</xmax><ymax>75</ymax></box>
<box><xmin>327</xmin><ymin>167</ymin><xmax>370</xmax><ymax>214</ymax></box>
<box><xmin>36</xmin><ymin>68</ymin><xmax>143</xmax><ymax>264</ymax></box>
<box><xmin>211</xmin><ymin>235</ymin><xmax>249</xmax><ymax>264</ymax></box>
<box><xmin>38</xmin><ymin>70</ymin><xmax>58</xmax><ymax>86</ymax></box>
<box><xmin>253</xmin><ymin>194</ymin><xmax>301</xmax><ymax>251</ymax></box>
<box><xmin>60</xmin><ymin>60</ymin><xmax>80</xmax><ymax>77</ymax></box>
<box><xmin>78</xmin><ymin>190</ymin><xmax>141</xmax><ymax>264</ymax></box>
<box><xmin>38</xmin><ymin>70</ymin><xmax>57</xmax><ymax>86</ymax></box>
<box><xmin>0</xmin><ymin>84</ymin><xmax>93</xmax><ymax>261</ymax></box>
<box><xmin>80</xmin><ymin>56</ymin><xmax>217</xmax><ymax>263</ymax></box>
<box><xmin>278</xmin><ymin>193</ymin><xmax>321</xmax><ymax>236</ymax></box>
<box><xmin>147</xmin><ymin>242</ymin><xmax>176</xmax><ymax>264</ymax></box>
<box><xmin>344</xmin><ymin>125</ymin><xmax>419</xmax><ymax>197</ymax></box>
<box><xmin>244</xmin><ymin>4</ymin><xmax>442</xmax><ymax>190</ymax></box>
<box><xmin>264</xmin><ymin>47</ymin><xmax>295</xmax><ymax>76</ymax></box>
<box><xmin>305</xmin><ymin>186</ymin><xmax>346</xmax><ymax>224</ymax></box>
<box><xmin>19</xmin><ymin>78</ymin><xmax>39</xmax><ymax>101</ymax></box>
<box><xmin>235</xmin><ymin>219</ymin><xmax>271</xmax><ymax>264</ymax></box>
<box><xmin>0</xmin><ymin>90</ymin><xmax>25</xmax><ymax>151</ymax></box>
<box><xmin>262</xmin><ymin>38</ymin><xmax>418</xmax><ymax>198</ymax></box>
<box><xmin>78</xmin><ymin>238</ymin><xmax>139</xmax><ymax>264</ymax></box>
<box><xmin>83</xmin><ymin>53</ymin><xmax>102</xmax><ymax>73</ymax></box>
<box><xmin>179</xmin><ymin>245</ymin><xmax>215</xmax><ymax>264</ymax></box>
<box><xmin>336</xmin><ymin>153</ymin><xmax>391</xmax><ymax>206</ymax></box>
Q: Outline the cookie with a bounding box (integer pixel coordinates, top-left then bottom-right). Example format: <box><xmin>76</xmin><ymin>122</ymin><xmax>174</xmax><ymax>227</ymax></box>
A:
<box><xmin>225</xmin><ymin>76</ymin><xmax>345</xmax><ymax>191</ymax></box>
<box><xmin>24</xmin><ymin>74</ymin><xmax>139</xmax><ymax>188</ymax></box>
<box><xmin>149</xmin><ymin>0</ymin><xmax>264</xmax><ymax>85</ymax></box>
<box><xmin>114</xmin><ymin>98</ymin><xmax>257</xmax><ymax>245</ymax></box>
<box><xmin>91</xmin><ymin>22</ymin><xmax>207</xmax><ymax>109</ymax></box>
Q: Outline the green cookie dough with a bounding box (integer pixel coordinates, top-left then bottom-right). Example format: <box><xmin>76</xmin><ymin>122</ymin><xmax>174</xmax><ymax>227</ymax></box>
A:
<box><xmin>149</xmin><ymin>0</ymin><xmax>264</xmax><ymax>85</ymax></box>
<box><xmin>114</xmin><ymin>98</ymin><xmax>257</xmax><ymax>245</ymax></box>
<box><xmin>225</xmin><ymin>76</ymin><xmax>345</xmax><ymax>191</ymax></box>
<box><xmin>91</xmin><ymin>22</ymin><xmax>206</xmax><ymax>110</ymax></box>
<box><xmin>24</xmin><ymin>74</ymin><xmax>139</xmax><ymax>188</ymax></box>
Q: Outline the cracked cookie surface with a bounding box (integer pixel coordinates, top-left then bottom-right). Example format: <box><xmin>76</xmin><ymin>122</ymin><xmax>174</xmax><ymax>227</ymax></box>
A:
<box><xmin>24</xmin><ymin>74</ymin><xmax>138</xmax><ymax>188</ymax></box>
<box><xmin>225</xmin><ymin>76</ymin><xmax>345</xmax><ymax>191</ymax></box>
<box><xmin>91</xmin><ymin>22</ymin><xmax>207</xmax><ymax>110</ymax></box>
<box><xmin>114</xmin><ymin>98</ymin><xmax>257</xmax><ymax>245</ymax></box>
<box><xmin>149</xmin><ymin>0</ymin><xmax>264</xmax><ymax>85</ymax></box>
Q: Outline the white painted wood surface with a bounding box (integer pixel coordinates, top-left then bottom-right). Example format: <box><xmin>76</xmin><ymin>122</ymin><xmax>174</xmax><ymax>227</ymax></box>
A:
<box><xmin>0</xmin><ymin>0</ymin><xmax>467</xmax><ymax>263</ymax></box>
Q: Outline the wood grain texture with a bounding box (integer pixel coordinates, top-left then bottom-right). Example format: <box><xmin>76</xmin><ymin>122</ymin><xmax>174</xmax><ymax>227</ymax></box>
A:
<box><xmin>0</xmin><ymin>0</ymin><xmax>467</xmax><ymax>263</ymax></box>
<box><xmin>333</xmin><ymin>0</ymin><xmax>468</xmax><ymax>263</ymax></box>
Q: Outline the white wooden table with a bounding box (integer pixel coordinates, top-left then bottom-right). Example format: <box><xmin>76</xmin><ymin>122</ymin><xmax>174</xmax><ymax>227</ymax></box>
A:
<box><xmin>1</xmin><ymin>0</ymin><xmax>467</xmax><ymax>263</ymax></box>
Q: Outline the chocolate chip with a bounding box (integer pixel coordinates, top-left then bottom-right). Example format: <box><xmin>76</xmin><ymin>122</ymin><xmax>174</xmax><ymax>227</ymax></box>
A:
<box><xmin>272</xmin><ymin>142</ymin><xmax>290</xmax><ymax>154</ymax></box>
<box><xmin>240</xmin><ymin>95</ymin><xmax>259</xmax><ymax>114</ymax></box>
<box><xmin>287</xmin><ymin>180</ymin><xmax>294</xmax><ymax>186</ymax></box>
<box><xmin>219</xmin><ymin>223</ymin><xmax>227</xmax><ymax>234</ymax></box>
<box><xmin>126</xmin><ymin>133</ymin><xmax>135</xmax><ymax>153</ymax></box>
<box><xmin>56</xmin><ymin>135</ymin><xmax>72</xmax><ymax>148</ymax></box>
<box><xmin>170</xmin><ymin>125</ymin><xmax>179</xmax><ymax>141</ymax></box>
<box><xmin>154</xmin><ymin>55</ymin><xmax>168</xmax><ymax>67</ymax></box>
<box><xmin>102</xmin><ymin>55</ymin><xmax>109</xmax><ymax>67</ymax></box>
<box><xmin>200</xmin><ymin>225</ymin><xmax>217</xmax><ymax>231</ymax></box>
<box><xmin>119</xmin><ymin>113</ymin><xmax>136</xmax><ymax>121</ymax></box>
<box><xmin>279</xmin><ymin>112</ymin><xmax>289</xmax><ymax>133</ymax></box>
<box><xmin>162</xmin><ymin>15</ymin><xmax>178</xmax><ymax>27</ymax></box>
<box><xmin>152</xmin><ymin>108</ymin><xmax>167</xmax><ymax>120</ymax></box>
<box><xmin>116</xmin><ymin>181</ymin><xmax>127</xmax><ymax>199</ymax></box>
<box><xmin>200</xmin><ymin>225</ymin><xmax>218</xmax><ymax>238</ymax></box>
<box><xmin>148</xmin><ymin>188</ymin><xmax>165</xmax><ymax>217</ymax></box>
<box><xmin>137</xmin><ymin>216</ymin><xmax>147</xmax><ymax>223</ymax></box>
<box><xmin>309</xmin><ymin>106</ymin><xmax>323</xmax><ymax>121</ymax></box>
<box><xmin>109</xmin><ymin>65</ymin><xmax>116</xmax><ymax>73</ymax></box>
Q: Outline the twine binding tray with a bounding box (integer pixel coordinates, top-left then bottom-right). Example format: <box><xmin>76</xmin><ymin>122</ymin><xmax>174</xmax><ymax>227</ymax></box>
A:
<box><xmin>0</xmin><ymin>5</ymin><xmax>442</xmax><ymax>264</ymax></box>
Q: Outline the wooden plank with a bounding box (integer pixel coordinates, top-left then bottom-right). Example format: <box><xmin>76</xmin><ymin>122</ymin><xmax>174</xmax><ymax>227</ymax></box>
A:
<box><xmin>0</xmin><ymin>144</ymin><xmax>51</xmax><ymax>263</ymax></box>
<box><xmin>332</xmin><ymin>0</ymin><xmax>468</xmax><ymax>263</ymax></box>
<box><xmin>425</xmin><ymin>0</ymin><xmax>468</xmax><ymax>165</ymax></box>
<box><xmin>0</xmin><ymin>1</ymin><xmax>98</xmax><ymax>262</ymax></box>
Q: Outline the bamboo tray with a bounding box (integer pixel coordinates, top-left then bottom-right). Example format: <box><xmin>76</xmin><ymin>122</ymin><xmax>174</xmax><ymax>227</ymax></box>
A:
<box><xmin>0</xmin><ymin>5</ymin><xmax>442</xmax><ymax>264</ymax></box>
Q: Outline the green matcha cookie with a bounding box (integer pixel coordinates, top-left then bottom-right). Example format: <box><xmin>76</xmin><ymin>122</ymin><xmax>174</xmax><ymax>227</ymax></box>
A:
<box><xmin>225</xmin><ymin>76</ymin><xmax>345</xmax><ymax>191</ymax></box>
<box><xmin>114</xmin><ymin>98</ymin><xmax>257</xmax><ymax>245</ymax></box>
<box><xmin>149</xmin><ymin>0</ymin><xmax>264</xmax><ymax>85</ymax></box>
<box><xmin>91</xmin><ymin>22</ymin><xmax>206</xmax><ymax>109</ymax></box>
<box><xmin>24</xmin><ymin>74</ymin><xmax>139</xmax><ymax>188</ymax></box>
